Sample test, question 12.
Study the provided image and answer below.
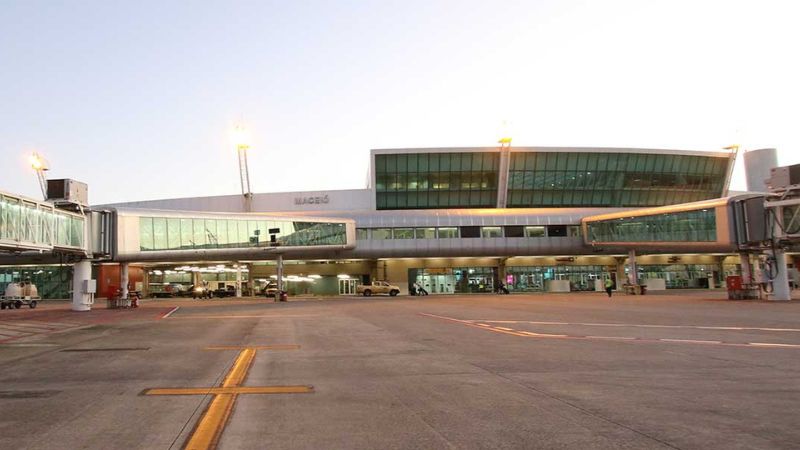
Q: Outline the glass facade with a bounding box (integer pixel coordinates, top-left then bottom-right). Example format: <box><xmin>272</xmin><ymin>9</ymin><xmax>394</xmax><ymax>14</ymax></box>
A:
<box><xmin>0</xmin><ymin>266</ymin><xmax>73</xmax><ymax>299</ymax></box>
<box><xmin>586</xmin><ymin>209</ymin><xmax>717</xmax><ymax>243</ymax></box>
<box><xmin>506</xmin><ymin>265</ymin><xmax>607</xmax><ymax>292</ymax></box>
<box><xmin>0</xmin><ymin>193</ymin><xmax>84</xmax><ymax>249</ymax></box>
<box><xmin>375</xmin><ymin>152</ymin><xmax>499</xmax><ymax>209</ymax></box>
<box><xmin>356</xmin><ymin>225</ymin><xmax>579</xmax><ymax>240</ymax></box>
<box><xmin>507</xmin><ymin>152</ymin><xmax>729</xmax><ymax>207</ymax></box>
<box><xmin>139</xmin><ymin>217</ymin><xmax>347</xmax><ymax>251</ymax></box>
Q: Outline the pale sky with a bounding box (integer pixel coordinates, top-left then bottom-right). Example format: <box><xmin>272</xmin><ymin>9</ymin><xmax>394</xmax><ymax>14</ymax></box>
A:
<box><xmin>1</xmin><ymin>0</ymin><xmax>798</xmax><ymax>204</ymax></box>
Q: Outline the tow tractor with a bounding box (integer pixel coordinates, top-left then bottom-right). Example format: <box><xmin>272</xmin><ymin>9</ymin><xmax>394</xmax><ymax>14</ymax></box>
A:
<box><xmin>1</xmin><ymin>281</ymin><xmax>41</xmax><ymax>310</ymax></box>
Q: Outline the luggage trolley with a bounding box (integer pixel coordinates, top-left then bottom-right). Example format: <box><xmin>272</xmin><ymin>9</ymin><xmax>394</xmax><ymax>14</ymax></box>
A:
<box><xmin>1</xmin><ymin>282</ymin><xmax>41</xmax><ymax>310</ymax></box>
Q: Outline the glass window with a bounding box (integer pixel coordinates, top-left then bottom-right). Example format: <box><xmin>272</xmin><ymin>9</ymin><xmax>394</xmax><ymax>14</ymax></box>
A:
<box><xmin>181</xmin><ymin>219</ymin><xmax>193</xmax><ymax>248</ymax></box>
<box><xmin>567</xmin><ymin>226</ymin><xmax>581</xmax><ymax>237</ymax></box>
<box><xmin>460</xmin><ymin>226</ymin><xmax>480</xmax><ymax>238</ymax></box>
<box><xmin>505</xmin><ymin>225</ymin><xmax>524</xmax><ymax>238</ymax></box>
<box><xmin>392</xmin><ymin>228</ymin><xmax>414</xmax><ymax>239</ymax></box>
<box><xmin>481</xmin><ymin>226</ymin><xmax>503</xmax><ymax>238</ymax></box>
<box><xmin>437</xmin><ymin>227</ymin><xmax>459</xmax><ymax>238</ymax></box>
<box><xmin>376</xmin><ymin>152</ymin><xmax>499</xmax><ymax>210</ymax></box>
<box><xmin>167</xmin><ymin>219</ymin><xmax>181</xmax><ymax>249</ymax></box>
<box><xmin>372</xmin><ymin>228</ymin><xmax>392</xmax><ymax>240</ymax></box>
<box><xmin>356</xmin><ymin>228</ymin><xmax>368</xmax><ymax>240</ymax></box>
<box><xmin>153</xmin><ymin>218</ymin><xmax>167</xmax><ymax>250</ymax></box>
<box><xmin>415</xmin><ymin>227</ymin><xmax>436</xmax><ymax>239</ymax></box>
<box><xmin>192</xmin><ymin>219</ymin><xmax>206</xmax><ymax>248</ymax></box>
<box><xmin>587</xmin><ymin>208</ymin><xmax>717</xmax><ymax>242</ymax></box>
<box><xmin>217</xmin><ymin>219</ymin><xmax>229</xmax><ymax>247</ymax></box>
<box><xmin>524</xmin><ymin>226</ymin><xmax>545</xmax><ymax>237</ymax></box>
<box><xmin>139</xmin><ymin>217</ymin><xmax>154</xmax><ymax>251</ymax></box>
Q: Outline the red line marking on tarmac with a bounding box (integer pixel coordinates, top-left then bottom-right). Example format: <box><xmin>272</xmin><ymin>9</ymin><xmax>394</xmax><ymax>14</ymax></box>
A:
<box><xmin>419</xmin><ymin>313</ymin><xmax>800</xmax><ymax>349</ymax></box>
<box><xmin>0</xmin><ymin>322</ymin><xmax>59</xmax><ymax>332</ymax></box>
<box><xmin>161</xmin><ymin>306</ymin><xmax>180</xmax><ymax>319</ymax></box>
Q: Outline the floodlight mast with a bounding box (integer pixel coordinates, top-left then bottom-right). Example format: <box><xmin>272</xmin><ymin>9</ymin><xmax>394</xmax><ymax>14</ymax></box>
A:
<box><xmin>233</xmin><ymin>125</ymin><xmax>253</xmax><ymax>212</ymax></box>
<box><xmin>30</xmin><ymin>152</ymin><xmax>49</xmax><ymax>200</ymax></box>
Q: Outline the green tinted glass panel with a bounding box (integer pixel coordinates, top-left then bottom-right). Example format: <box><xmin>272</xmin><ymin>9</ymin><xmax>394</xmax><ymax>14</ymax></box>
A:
<box><xmin>586</xmin><ymin>208</ymin><xmax>717</xmax><ymax>242</ymax></box>
<box><xmin>507</xmin><ymin>152</ymin><xmax>729</xmax><ymax>208</ymax></box>
<box><xmin>376</xmin><ymin>152</ymin><xmax>499</xmax><ymax>209</ymax></box>
<box><xmin>139</xmin><ymin>217</ymin><xmax>346</xmax><ymax>251</ymax></box>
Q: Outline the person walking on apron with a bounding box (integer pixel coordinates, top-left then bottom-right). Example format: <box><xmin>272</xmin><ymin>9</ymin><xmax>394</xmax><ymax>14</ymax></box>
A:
<box><xmin>605</xmin><ymin>278</ymin><xmax>614</xmax><ymax>298</ymax></box>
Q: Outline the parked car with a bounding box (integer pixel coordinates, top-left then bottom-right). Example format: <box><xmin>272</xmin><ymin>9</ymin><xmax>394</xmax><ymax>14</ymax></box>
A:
<box><xmin>356</xmin><ymin>281</ymin><xmax>400</xmax><ymax>297</ymax></box>
<box><xmin>153</xmin><ymin>283</ymin><xmax>190</xmax><ymax>298</ymax></box>
<box><xmin>213</xmin><ymin>285</ymin><xmax>236</xmax><ymax>297</ymax></box>
<box><xmin>260</xmin><ymin>282</ymin><xmax>278</xmax><ymax>297</ymax></box>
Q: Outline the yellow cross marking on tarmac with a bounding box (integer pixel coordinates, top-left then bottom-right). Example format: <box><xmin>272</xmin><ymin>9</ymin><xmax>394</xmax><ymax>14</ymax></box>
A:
<box><xmin>142</xmin><ymin>346</ymin><xmax>313</xmax><ymax>450</ymax></box>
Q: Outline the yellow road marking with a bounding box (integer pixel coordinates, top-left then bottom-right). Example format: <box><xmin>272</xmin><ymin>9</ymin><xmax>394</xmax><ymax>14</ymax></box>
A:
<box><xmin>144</xmin><ymin>386</ymin><xmax>314</xmax><ymax>396</ymax></box>
<box><xmin>143</xmin><ymin>345</ymin><xmax>311</xmax><ymax>450</ymax></box>
<box><xmin>185</xmin><ymin>393</ymin><xmax>235</xmax><ymax>450</ymax></box>
<box><xmin>205</xmin><ymin>345</ymin><xmax>300</xmax><ymax>351</ymax></box>
<box><xmin>421</xmin><ymin>313</ymin><xmax>800</xmax><ymax>349</ymax></box>
<box><xmin>223</xmin><ymin>348</ymin><xmax>255</xmax><ymax>387</ymax></box>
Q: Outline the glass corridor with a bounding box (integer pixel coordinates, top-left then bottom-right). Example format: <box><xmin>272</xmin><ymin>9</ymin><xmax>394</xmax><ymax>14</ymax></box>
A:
<box><xmin>138</xmin><ymin>216</ymin><xmax>348</xmax><ymax>251</ymax></box>
<box><xmin>586</xmin><ymin>208</ymin><xmax>717</xmax><ymax>243</ymax></box>
<box><xmin>0</xmin><ymin>192</ymin><xmax>85</xmax><ymax>250</ymax></box>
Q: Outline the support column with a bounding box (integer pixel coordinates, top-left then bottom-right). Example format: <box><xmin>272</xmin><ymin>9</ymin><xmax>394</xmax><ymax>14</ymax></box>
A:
<box><xmin>628</xmin><ymin>250</ymin><xmax>638</xmax><ymax>286</ymax></box>
<box><xmin>717</xmin><ymin>256</ymin><xmax>726</xmax><ymax>288</ymax></box>
<box><xmin>120</xmin><ymin>263</ymin><xmax>129</xmax><ymax>300</ymax></box>
<box><xmin>497</xmin><ymin>258</ymin><xmax>507</xmax><ymax>282</ymax></box>
<box><xmin>615</xmin><ymin>257</ymin><xmax>626</xmax><ymax>290</ymax></box>
<box><xmin>235</xmin><ymin>264</ymin><xmax>242</xmax><ymax>298</ymax></box>
<box><xmin>739</xmin><ymin>252</ymin><xmax>752</xmax><ymax>284</ymax></box>
<box><xmin>496</xmin><ymin>145</ymin><xmax>511</xmax><ymax>208</ymax></box>
<box><xmin>142</xmin><ymin>269</ymin><xmax>150</xmax><ymax>298</ymax></box>
<box><xmin>71</xmin><ymin>260</ymin><xmax>93</xmax><ymax>312</ymax></box>
<box><xmin>276</xmin><ymin>254</ymin><xmax>284</xmax><ymax>299</ymax></box>
<box><xmin>767</xmin><ymin>249</ymin><xmax>791</xmax><ymax>301</ymax></box>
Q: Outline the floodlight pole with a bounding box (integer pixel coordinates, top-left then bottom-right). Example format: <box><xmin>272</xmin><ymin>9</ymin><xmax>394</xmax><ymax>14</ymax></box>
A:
<box><xmin>237</xmin><ymin>143</ymin><xmax>253</xmax><ymax>212</ymax></box>
<box><xmin>30</xmin><ymin>152</ymin><xmax>49</xmax><ymax>200</ymax></box>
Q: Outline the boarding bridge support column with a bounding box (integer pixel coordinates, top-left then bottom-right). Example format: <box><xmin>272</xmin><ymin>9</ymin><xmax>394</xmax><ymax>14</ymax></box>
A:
<box><xmin>767</xmin><ymin>249</ymin><xmax>791</xmax><ymax>301</ymax></box>
<box><xmin>71</xmin><ymin>260</ymin><xmax>93</xmax><ymax>312</ymax></box>
<box><xmin>235</xmin><ymin>264</ymin><xmax>242</xmax><ymax>297</ymax></box>
<box><xmin>276</xmin><ymin>254</ymin><xmax>284</xmax><ymax>297</ymax></box>
<box><xmin>120</xmin><ymin>263</ymin><xmax>129</xmax><ymax>300</ymax></box>
<box><xmin>628</xmin><ymin>250</ymin><xmax>638</xmax><ymax>286</ymax></box>
<box><xmin>739</xmin><ymin>253</ymin><xmax>752</xmax><ymax>284</ymax></box>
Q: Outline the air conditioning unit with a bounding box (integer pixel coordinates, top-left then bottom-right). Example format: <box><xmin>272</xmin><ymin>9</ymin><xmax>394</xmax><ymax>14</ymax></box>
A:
<box><xmin>767</xmin><ymin>164</ymin><xmax>800</xmax><ymax>191</ymax></box>
<box><xmin>46</xmin><ymin>179</ymin><xmax>89</xmax><ymax>208</ymax></box>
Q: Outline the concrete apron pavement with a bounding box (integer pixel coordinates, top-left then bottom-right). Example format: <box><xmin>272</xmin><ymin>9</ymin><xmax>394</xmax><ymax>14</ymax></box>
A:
<box><xmin>1</xmin><ymin>293</ymin><xmax>800</xmax><ymax>449</ymax></box>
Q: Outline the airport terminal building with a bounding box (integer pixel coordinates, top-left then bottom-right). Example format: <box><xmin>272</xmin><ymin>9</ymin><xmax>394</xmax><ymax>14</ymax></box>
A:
<box><xmin>3</xmin><ymin>145</ymin><xmax>790</xmax><ymax>299</ymax></box>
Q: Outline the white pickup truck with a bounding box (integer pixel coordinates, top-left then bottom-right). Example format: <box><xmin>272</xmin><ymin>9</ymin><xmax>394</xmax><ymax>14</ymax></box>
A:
<box><xmin>356</xmin><ymin>281</ymin><xmax>400</xmax><ymax>297</ymax></box>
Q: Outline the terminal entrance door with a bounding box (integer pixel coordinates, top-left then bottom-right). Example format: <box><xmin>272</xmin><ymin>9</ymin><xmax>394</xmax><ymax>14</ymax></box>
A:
<box><xmin>338</xmin><ymin>279</ymin><xmax>357</xmax><ymax>295</ymax></box>
<box><xmin>418</xmin><ymin>274</ymin><xmax>455</xmax><ymax>294</ymax></box>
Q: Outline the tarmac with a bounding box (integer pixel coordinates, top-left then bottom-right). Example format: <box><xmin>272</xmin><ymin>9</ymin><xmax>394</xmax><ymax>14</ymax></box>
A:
<box><xmin>1</xmin><ymin>290</ymin><xmax>800</xmax><ymax>449</ymax></box>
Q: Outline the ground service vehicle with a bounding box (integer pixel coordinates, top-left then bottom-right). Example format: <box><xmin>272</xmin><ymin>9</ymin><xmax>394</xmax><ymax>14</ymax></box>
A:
<box><xmin>357</xmin><ymin>281</ymin><xmax>400</xmax><ymax>297</ymax></box>
<box><xmin>1</xmin><ymin>282</ymin><xmax>40</xmax><ymax>309</ymax></box>
<box><xmin>191</xmin><ymin>285</ymin><xmax>212</xmax><ymax>299</ymax></box>
<box><xmin>261</xmin><ymin>282</ymin><xmax>278</xmax><ymax>297</ymax></box>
